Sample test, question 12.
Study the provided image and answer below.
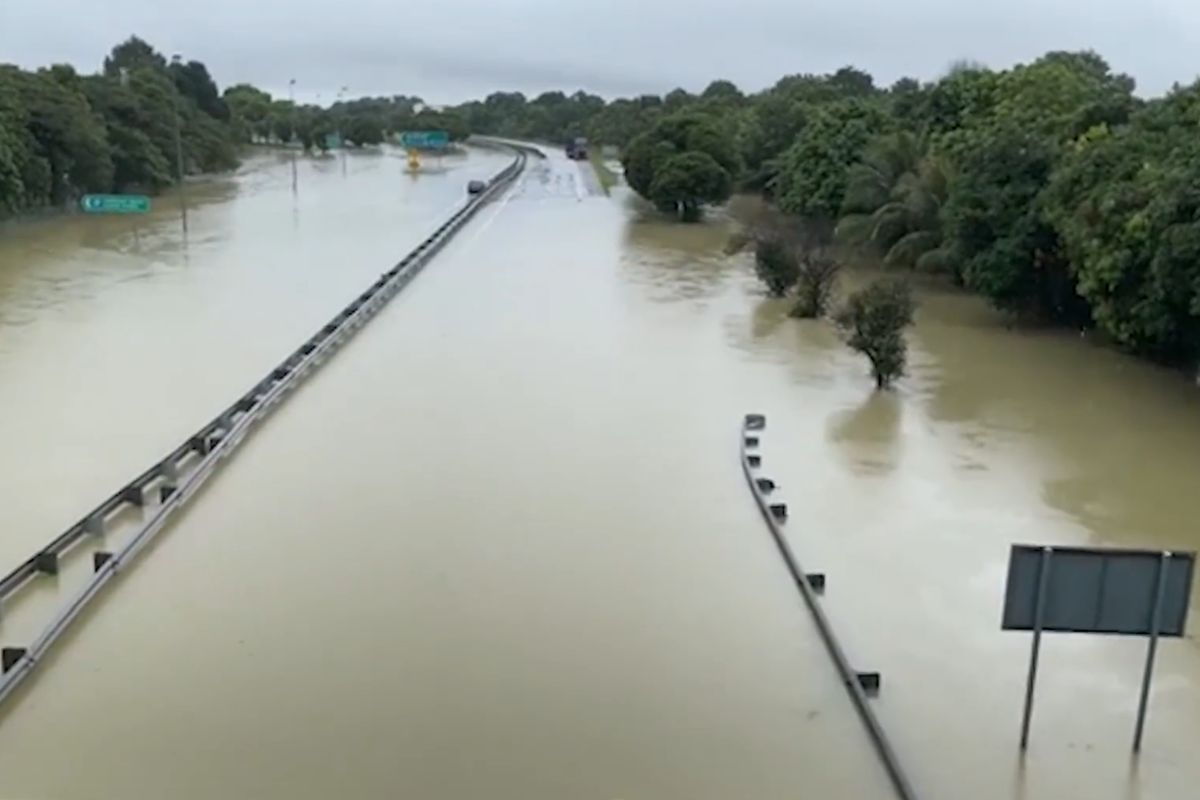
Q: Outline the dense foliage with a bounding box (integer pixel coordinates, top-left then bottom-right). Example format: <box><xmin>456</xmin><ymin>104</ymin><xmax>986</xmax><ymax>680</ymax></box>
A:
<box><xmin>621</xmin><ymin>112</ymin><xmax>737</xmax><ymax>220</ymax></box>
<box><xmin>0</xmin><ymin>37</ymin><xmax>455</xmax><ymax>216</ymax></box>
<box><xmin>451</xmin><ymin>50</ymin><xmax>1200</xmax><ymax>367</ymax></box>
<box><xmin>9</xmin><ymin>38</ymin><xmax>1200</xmax><ymax>369</ymax></box>
<box><xmin>0</xmin><ymin>37</ymin><xmax>242</xmax><ymax>214</ymax></box>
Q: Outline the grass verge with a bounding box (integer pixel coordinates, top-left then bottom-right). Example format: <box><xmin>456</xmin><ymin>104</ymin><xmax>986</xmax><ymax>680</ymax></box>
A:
<box><xmin>588</xmin><ymin>150</ymin><xmax>619</xmax><ymax>195</ymax></box>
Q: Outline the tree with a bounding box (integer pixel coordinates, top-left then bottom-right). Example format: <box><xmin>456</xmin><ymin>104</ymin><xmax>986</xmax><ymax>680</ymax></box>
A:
<box><xmin>0</xmin><ymin>35</ymin><xmax>252</xmax><ymax>215</ymax></box>
<box><xmin>224</xmin><ymin>84</ymin><xmax>273</xmax><ymax>141</ymax></box>
<box><xmin>830</xmin><ymin>66</ymin><xmax>876</xmax><ymax>97</ymax></box>
<box><xmin>754</xmin><ymin>237</ymin><xmax>799</xmax><ymax>296</ymax></box>
<box><xmin>836</xmin><ymin>279</ymin><xmax>916</xmax><ymax>389</ymax></box>
<box><xmin>792</xmin><ymin>249</ymin><xmax>841</xmax><ymax>318</ymax></box>
<box><xmin>736</xmin><ymin>94</ymin><xmax>811</xmax><ymax>192</ymax></box>
<box><xmin>103</xmin><ymin>37</ymin><xmax>166</xmax><ymax>77</ymax></box>
<box><xmin>1</xmin><ymin>66</ymin><xmax>114</xmax><ymax>205</ymax></box>
<box><xmin>344</xmin><ymin>113</ymin><xmax>384</xmax><ymax>147</ymax></box>
<box><xmin>664</xmin><ymin>88</ymin><xmax>693</xmax><ymax>110</ymax></box>
<box><xmin>620</xmin><ymin>112</ymin><xmax>737</xmax><ymax>220</ymax></box>
<box><xmin>775</xmin><ymin>99</ymin><xmax>892</xmax><ymax>218</ymax></box>
<box><xmin>836</xmin><ymin>132</ymin><xmax>948</xmax><ymax>271</ymax></box>
<box><xmin>701</xmin><ymin>80</ymin><xmax>743</xmax><ymax>105</ymax></box>
<box><xmin>940</xmin><ymin>122</ymin><xmax>1080</xmax><ymax>319</ymax></box>
<box><xmin>1046</xmin><ymin>85</ymin><xmax>1200</xmax><ymax>361</ymax></box>
<box><xmin>81</xmin><ymin>73</ymin><xmax>173</xmax><ymax>190</ymax></box>
<box><xmin>648</xmin><ymin>151</ymin><xmax>732</xmax><ymax>220</ymax></box>
<box><xmin>170</xmin><ymin>59</ymin><xmax>228</xmax><ymax>120</ymax></box>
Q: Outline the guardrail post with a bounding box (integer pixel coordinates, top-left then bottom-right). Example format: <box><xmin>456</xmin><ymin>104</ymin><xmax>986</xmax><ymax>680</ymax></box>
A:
<box><xmin>857</xmin><ymin>672</ymin><xmax>882</xmax><ymax>695</ymax></box>
<box><xmin>1</xmin><ymin>648</ymin><xmax>26</xmax><ymax>674</ymax></box>
<box><xmin>34</xmin><ymin>552</ymin><xmax>58</xmax><ymax>576</ymax></box>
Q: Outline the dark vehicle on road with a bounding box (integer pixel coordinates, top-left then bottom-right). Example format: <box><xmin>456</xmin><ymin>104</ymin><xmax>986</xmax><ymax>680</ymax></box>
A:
<box><xmin>467</xmin><ymin>179</ymin><xmax>487</xmax><ymax>195</ymax></box>
<box><xmin>565</xmin><ymin>137</ymin><xmax>588</xmax><ymax>160</ymax></box>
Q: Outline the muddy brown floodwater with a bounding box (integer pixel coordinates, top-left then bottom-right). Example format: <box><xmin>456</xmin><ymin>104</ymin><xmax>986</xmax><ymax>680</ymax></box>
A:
<box><xmin>0</xmin><ymin>149</ymin><xmax>1196</xmax><ymax>800</ymax></box>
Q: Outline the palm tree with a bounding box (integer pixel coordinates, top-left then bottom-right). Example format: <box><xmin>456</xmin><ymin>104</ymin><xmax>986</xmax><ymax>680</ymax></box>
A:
<box><xmin>836</xmin><ymin>131</ymin><xmax>950</xmax><ymax>272</ymax></box>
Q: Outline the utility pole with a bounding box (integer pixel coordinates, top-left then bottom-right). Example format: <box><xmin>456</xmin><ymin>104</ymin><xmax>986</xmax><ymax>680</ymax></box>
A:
<box><xmin>170</xmin><ymin>54</ymin><xmax>189</xmax><ymax>234</ymax></box>
<box><xmin>289</xmin><ymin>78</ymin><xmax>298</xmax><ymax>194</ymax></box>
<box><xmin>337</xmin><ymin>85</ymin><xmax>348</xmax><ymax>176</ymax></box>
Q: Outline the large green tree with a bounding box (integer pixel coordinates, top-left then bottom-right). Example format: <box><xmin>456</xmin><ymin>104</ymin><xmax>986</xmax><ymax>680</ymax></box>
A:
<box><xmin>621</xmin><ymin>111</ymin><xmax>737</xmax><ymax>220</ymax></box>
<box><xmin>0</xmin><ymin>35</ymin><xmax>245</xmax><ymax>215</ymax></box>
<box><xmin>775</xmin><ymin>99</ymin><xmax>892</xmax><ymax>219</ymax></box>
<box><xmin>648</xmin><ymin>151</ymin><xmax>732</xmax><ymax>221</ymax></box>
<box><xmin>1046</xmin><ymin>84</ymin><xmax>1200</xmax><ymax>360</ymax></box>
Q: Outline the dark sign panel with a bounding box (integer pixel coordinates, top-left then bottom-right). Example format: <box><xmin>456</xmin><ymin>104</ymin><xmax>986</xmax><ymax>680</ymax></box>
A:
<box><xmin>1002</xmin><ymin>545</ymin><xmax>1194</xmax><ymax>636</ymax></box>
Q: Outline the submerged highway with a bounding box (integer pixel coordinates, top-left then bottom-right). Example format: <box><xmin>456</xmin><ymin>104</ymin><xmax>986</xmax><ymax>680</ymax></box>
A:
<box><xmin>0</xmin><ymin>144</ymin><xmax>1197</xmax><ymax>800</ymax></box>
<box><xmin>0</xmin><ymin>148</ymin><xmax>897</xmax><ymax>799</ymax></box>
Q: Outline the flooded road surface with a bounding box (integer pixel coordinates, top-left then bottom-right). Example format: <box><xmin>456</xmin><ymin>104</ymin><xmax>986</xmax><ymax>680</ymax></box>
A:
<box><xmin>0</xmin><ymin>146</ymin><xmax>511</xmax><ymax>571</ymax></box>
<box><xmin>0</xmin><ymin>153</ymin><xmax>896</xmax><ymax>799</ymax></box>
<box><xmin>0</xmin><ymin>147</ymin><xmax>1196</xmax><ymax>800</ymax></box>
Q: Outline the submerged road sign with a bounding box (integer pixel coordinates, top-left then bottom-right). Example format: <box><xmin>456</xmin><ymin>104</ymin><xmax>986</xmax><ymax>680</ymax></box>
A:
<box><xmin>400</xmin><ymin>130</ymin><xmax>449</xmax><ymax>149</ymax></box>
<box><xmin>1002</xmin><ymin>544</ymin><xmax>1195</xmax><ymax>752</ymax></box>
<box><xmin>80</xmin><ymin>194</ymin><xmax>151</xmax><ymax>214</ymax></box>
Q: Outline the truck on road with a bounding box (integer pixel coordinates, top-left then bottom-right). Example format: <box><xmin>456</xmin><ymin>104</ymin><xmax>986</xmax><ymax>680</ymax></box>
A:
<box><xmin>565</xmin><ymin>137</ymin><xmax>588</xmax><ymax>160</ymax></box>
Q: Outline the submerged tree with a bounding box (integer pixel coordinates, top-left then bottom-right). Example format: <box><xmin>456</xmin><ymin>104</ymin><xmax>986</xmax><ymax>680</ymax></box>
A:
<box><xmin>754</xmin><ymin>237</ymin><xmax>799</xmax><ymax>296</ymax></box>
<box><xmin>836</xmin><ymin>279</ymin><xmax>916</xmax><ymax>389</ymax></box>
<box><xmin>792</xmin><ymin>249</ymin><xmax>841</xmax><ymax>318</ymax></box>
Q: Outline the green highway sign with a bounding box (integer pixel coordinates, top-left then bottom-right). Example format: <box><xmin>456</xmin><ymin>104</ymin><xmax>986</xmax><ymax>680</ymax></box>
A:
<box><xmin>399</xmin><ymin>130</ymin><xmax>449</xmax><ymax>150</ymax></box>
<box><xmin>80</xmin><ymin>194</ymin><xmax>151</xmax><ymax>214</ymax></box>
<box><xmin>324</xmin><ymin>132</ymin><xmax>343</xmax><ymax>150</ymax></box>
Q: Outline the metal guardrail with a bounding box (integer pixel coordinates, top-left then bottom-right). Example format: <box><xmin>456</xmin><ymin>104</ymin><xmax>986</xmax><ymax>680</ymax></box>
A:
<box><xmin>739</xmin><ymin>414</ymin><xmax>919</xmax><ymax>800</ymax></box>
<box><xmin>0</xmin><ymin>145</ymin><xmax>531</xmax><ymax>703</ymax></box>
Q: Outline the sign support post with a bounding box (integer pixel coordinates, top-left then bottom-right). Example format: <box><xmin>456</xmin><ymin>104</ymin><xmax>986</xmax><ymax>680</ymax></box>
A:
<box><xmin>1020</xmin><ymin>546</ymin><xmax>1053</xmax><ymax>750</ymax></box>
<box><xmin>1002</xmin><ymin>543</ymin><xmax>1194</xmax><ymax>755</ymax></box>
<box><xmin>1133</xmin><ymin>551</ymin><xmax>1171</xmax><ymax>752</ymax></box>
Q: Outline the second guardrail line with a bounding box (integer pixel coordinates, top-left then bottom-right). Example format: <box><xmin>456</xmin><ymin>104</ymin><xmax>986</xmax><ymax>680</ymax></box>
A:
<box><xmin>0</xmin><ymin>146</ymin><xmax>531</xmax><ymax>706</ymax></box>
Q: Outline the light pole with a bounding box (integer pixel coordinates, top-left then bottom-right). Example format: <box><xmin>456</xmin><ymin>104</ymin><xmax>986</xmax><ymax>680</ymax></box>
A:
<box><xmin>171</xmin><ymin>54</ymin><xmax>189</xmax><ymax>234</ymax></box>
<box><xmin>289</xmin><ymin>78</ymin><xmax>298</xmax><ymax>194</ymax></box>
<box><xmin>337</xmin><ymin>85</ymin><xmax>348</xmax><ymax>176</ymax></box>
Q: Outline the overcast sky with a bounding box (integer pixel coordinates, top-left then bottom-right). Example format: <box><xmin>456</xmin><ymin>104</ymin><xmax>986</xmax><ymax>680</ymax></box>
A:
<box><xmin>3</xmin><ymin>0</ymin><xmax>1199</xmax><ymax>104</ymax></box>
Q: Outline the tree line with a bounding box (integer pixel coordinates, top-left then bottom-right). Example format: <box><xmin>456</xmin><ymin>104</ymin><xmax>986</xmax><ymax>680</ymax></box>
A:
<box><xmin>0</xmin><ymin>36</ymin><xmax>469</xmax><ymax>217</ymax></box>
<box><xmin>8</xmin><ymin>39</ymin><xmax>1200</xmax><ymax>370</ymax></box>
<box><xmin>451</xmin><ymin>55</ymin><xmax>1200</xmax><ymax>369</ymax></box>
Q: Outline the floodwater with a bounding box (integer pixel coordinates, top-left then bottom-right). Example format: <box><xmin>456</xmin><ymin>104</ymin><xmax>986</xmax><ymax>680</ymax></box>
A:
<box><xmin>0</xmin><ymin>146</ymin><xmax>510</xmax><ymax>570</ymax></box>
<box><xmin>0</xmin><ymin>149</ymin><xmax>1195</xmax><ymax>800</ymax></box>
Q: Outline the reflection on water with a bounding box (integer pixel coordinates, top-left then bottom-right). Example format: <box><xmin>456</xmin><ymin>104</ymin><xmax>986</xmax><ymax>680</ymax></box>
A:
<box><xmin>910</xmin><ymin>282</ymin><xmax>1200</xmax><ymax>548</ymax></box>
<box><xmin>827</xmin><ymin>391</ymin><xmax>903</xmax><ymax>476</ymax></box>
<box><xmin>0</xmin><ymin>174</ymin><xmax>242</xmax><ymax>327</ymax></box>
<box><xmin>620</xmin><ymin>200</ymin><xmax>738</xmax><ymax>304</ymax></box>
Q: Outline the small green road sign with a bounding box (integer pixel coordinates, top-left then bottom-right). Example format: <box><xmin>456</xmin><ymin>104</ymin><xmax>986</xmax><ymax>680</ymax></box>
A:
<box><xmin>80</xmin><ymin>194</ymin><xmax>151</xmax><ymax>214</ymax></box>
<box><xmin>324</xmin><ymin>132</ymin><xmax>343</xmax><ymax>150</ymax></box>
<box><xmin>400</xmin><ymin>131</ymin><xmax>449</xmax><ymax>150</ymax></box>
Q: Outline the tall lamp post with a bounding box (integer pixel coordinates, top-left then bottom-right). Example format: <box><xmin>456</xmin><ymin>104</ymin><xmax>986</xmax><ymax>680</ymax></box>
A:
<box><xmin>337</xmin><ymin>85</ymin><xmax>348</xmax><ymax>176</ymax></box>
<box><xmin>289</xmin><ymin>78</ymin><xmax>298</xmax><ymax>193</ymax></box>
<box><xmin>170</xmin><ymin>54</ymin><xmax>189</xmax><ymax>234</ymax></box>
